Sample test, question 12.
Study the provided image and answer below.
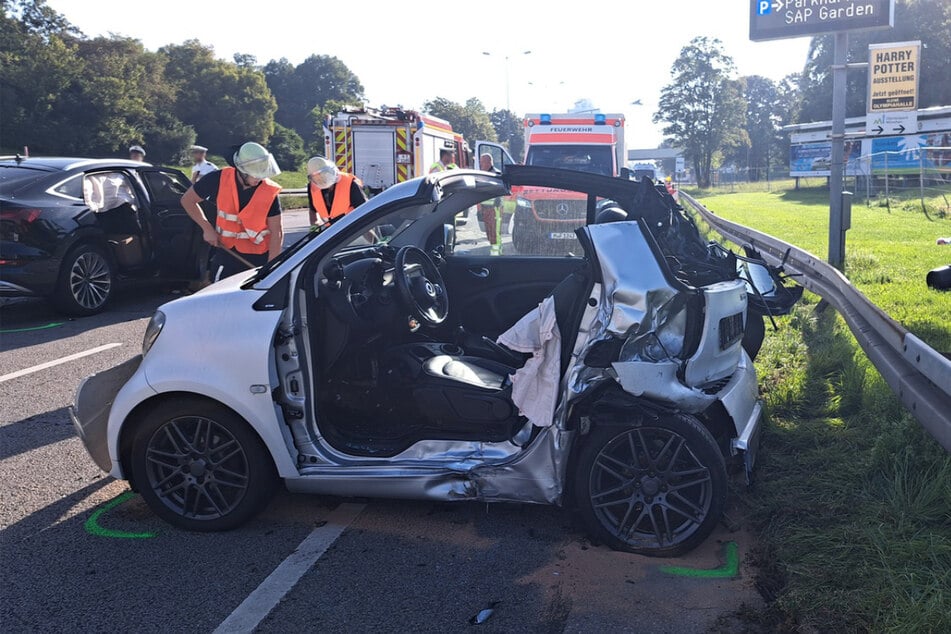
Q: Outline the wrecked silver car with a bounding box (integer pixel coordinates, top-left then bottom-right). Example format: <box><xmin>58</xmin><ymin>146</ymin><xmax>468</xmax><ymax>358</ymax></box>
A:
<box><xmin>71</xmin><ymin>166</ymin><xmax>800</xmax><ymax>556</ymax></box>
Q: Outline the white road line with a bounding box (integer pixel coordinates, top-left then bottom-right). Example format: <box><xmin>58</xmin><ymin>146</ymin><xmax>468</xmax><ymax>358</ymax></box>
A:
<box><xmin>0</xmin><ymin>343</ymin><xmax>123</xmax><ymax>384</ymax></box>
<box><xmin>214</xmin><ymin>503</ymin><xmax>366</xmax><ymax>634</ymax></box>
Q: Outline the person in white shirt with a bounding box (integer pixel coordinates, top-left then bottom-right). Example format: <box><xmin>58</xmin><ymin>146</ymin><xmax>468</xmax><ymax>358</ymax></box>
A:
<box><xmin>190</xmin><ymin>145</ymin><xmax>218</xmax><ymax>183</ymax></box>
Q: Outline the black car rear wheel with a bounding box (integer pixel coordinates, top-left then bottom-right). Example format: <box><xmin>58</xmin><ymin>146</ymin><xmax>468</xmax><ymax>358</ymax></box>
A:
<box><xmin>54</xmin><ymin>243</ymin><xmax>113</xmax><ymax>315</ymax></box>
<box><xmin>574</xmin><ymin>413</ymin><xmax>727</xmax><ymax>557</ymax></box>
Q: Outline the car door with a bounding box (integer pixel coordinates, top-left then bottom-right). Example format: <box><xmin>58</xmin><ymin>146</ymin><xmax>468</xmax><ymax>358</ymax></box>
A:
<box><xmin>442</xmin><ymin>199</ymin><xmax>585</xmax><ymax>338</ymax></box>
<box><xmin>138</xmin><ymin>167</ymin><xmax>203</xmax><ymax>279</ymax></box>
<box><xmin>83</xmin><ymin>169</ymin><xmax>152</xmax><ymax>272</ymax></box>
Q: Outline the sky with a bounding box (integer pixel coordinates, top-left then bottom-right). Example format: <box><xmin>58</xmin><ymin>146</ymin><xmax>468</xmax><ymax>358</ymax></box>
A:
<box><xmin>46</xmin><ymin>0</ymin><xmax>812</xmax><ymax>149</ymax></box>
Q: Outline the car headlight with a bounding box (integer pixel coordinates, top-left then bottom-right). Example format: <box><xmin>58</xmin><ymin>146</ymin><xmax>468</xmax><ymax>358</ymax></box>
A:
<box><xmin>516</xmin><ymin>197</ymin><xmax>532</xmax><ymax>209</ymax></box>
<box><xmin>142</xmin><ymin>310</ymin><xmax>165</xmax><ymax>356</ymax></box>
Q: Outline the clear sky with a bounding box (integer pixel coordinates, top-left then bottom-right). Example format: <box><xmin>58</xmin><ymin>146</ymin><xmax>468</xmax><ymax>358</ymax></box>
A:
<box><xmin>46</xmin><ymin>0</ymin><xmax>811</xmax><ymax>149</ymax></box>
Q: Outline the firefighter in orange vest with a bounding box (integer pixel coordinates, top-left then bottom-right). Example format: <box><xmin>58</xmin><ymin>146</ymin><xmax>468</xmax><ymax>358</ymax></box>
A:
<box><xmin>306</xmin><ymin>156</ymin><xmax>367</xmax><ymax>227</ymax></box>
<box><xmin>181</xmin><ymin>142</ymin><xmax>283</xmax><ymax>281</ymax></box>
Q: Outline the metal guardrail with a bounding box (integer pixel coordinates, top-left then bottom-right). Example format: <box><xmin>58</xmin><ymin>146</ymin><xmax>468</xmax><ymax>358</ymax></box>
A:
<box><xmin>680</xmin><ymin>192</ymin><xmax>951</xmax><ymax>452</ymax></box>
<box><xmin>279</xmin><ymin>188</ymin><xmax>306</xmax><ymax>196</ymax></box>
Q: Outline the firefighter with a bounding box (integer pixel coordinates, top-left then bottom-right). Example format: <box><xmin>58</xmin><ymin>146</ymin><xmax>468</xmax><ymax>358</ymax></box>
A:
<box><xmin>478</xmin><ymin>153</ymin><xmax>503</xmax><ymax>255</ymax></box>
<box><xmin>306</xmin><ymin>156</ymin><xmax>367</xmax><ymax>226</ymax></box>
<box><xmin>429</xmin><ymin>149</ymin><xmax>457</xmax><ymax>173</ymax></box>
<box><xmin>180</xmin><ymin>141</ymin><xmax>283</xmax><ymax>281</ymax></box>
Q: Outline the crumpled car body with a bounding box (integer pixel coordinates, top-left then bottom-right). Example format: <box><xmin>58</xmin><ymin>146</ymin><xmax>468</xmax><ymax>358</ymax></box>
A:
<box><xmin>71</xmin><ymin>165</ymin><xmax>800</xmax><ymax>556</ymax></box>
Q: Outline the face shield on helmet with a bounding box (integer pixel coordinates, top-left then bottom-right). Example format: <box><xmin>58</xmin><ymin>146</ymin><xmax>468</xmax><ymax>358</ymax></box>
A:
<box><xmin>307</xmin><ymin>156</ymin><xmax>340</xmax><ymax>189</ymax></box>
<box><xmin>233</xmin><ymin>142</ymin><xmax>281</xmax><ymax>180</ymax></box>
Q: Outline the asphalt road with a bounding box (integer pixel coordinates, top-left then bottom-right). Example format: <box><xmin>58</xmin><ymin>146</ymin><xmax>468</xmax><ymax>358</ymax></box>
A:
<box><xmin>1</xmin><ymin>210</ymin><xmax>762</xmax><ymax>633</ymax></box>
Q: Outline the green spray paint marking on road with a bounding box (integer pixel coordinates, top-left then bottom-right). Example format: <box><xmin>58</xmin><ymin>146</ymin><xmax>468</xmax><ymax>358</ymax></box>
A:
<box><xmin>659</xmin><ymin>541</ymin><xmax>739</xmax><ymax>578</ymax></box>
<box><xmin>84</xmin><ymin>491</ymin><xmax>157</xmax><ymax>539</ymax></box>
<box><xmin>0</xmin><ymin>321</ymin><xmax>65</xmax><ymax>334</ymax></box>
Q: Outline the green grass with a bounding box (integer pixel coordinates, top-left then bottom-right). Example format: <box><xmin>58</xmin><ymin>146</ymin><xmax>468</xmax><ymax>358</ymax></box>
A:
<box><xmin>167</xmin><ymin>158</ymin><xmax>310</xmax><ymax>209</ymax></box>
<box><xmin>695</xmin><ymin>186</ymin><xmax>951</xmax><ymax>353</ymax></box>
<box><xmin>687</xmin><ymin>188</ymin><xmax>951</xmax><ymax>632</ymax></box>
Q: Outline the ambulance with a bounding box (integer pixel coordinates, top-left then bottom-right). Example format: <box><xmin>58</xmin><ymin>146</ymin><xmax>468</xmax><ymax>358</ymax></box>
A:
<box><xmin>323</xmin><ymin>107</ymin><xmax>472</xmax><ymax>194</ymax></box>
<box><xmin>510</xmin><ymin>113</ymin><xmax>626</xmax><ymax>254</ymax></box>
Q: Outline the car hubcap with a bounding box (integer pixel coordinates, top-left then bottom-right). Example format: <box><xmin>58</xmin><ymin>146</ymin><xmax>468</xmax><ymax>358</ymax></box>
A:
<box><xmin>69</xmin><ymin>252</ymin><xmax>111</xmax><ymax>309</ymax></box>
<box><xmin>589</xmin><ymin>426</ymin><xmax>713</xmax><ymax>549</ymax></box>
<box><xmin>145</xmin><ymin>416</ymin><xmax>249</xmax><ymax>520</ymax></box>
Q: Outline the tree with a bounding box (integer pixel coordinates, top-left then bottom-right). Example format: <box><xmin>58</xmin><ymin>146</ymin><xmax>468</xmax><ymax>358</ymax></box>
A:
<box><xmin>161</xmin><ymin>40</ymin><xmax>277</xmax><ymax>153</ymax></box>
<box><xmin>269</xmin><ymin>124</ymin><xmax>307</xmax><ymax>171</ymax></box>
<box><xmin>741</xmin><ymin>75</ymin><xmax>781</xmax><ymax>181</ymax></box>
<box><xmin>798</xmin><ymin>0</ymin><xmax>951</xmax><ymax>122</ymax></box>
<box><xmin>653</xmin><ymin>37</ymin><xmax>746</xmax><ymax>188</ymax></box>
<box><xmin>490</xmin><ymin>109</ymin><xmax>524</xmax><ymax>160</ymax></box>
<box><xmin>423</xmin><ymin>97</ymin><xmax>497</xmax><ymax>145</ymax></box>
<box><xmin>264</xmin><ymin>55</ymin><xmax>364</xmax><ymax>144</ymax></box>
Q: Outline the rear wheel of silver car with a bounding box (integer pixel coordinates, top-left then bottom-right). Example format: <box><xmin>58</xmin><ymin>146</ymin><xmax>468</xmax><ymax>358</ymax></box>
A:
<box><xmin>130</xmin><ymin>400</ymin><xmax>277</xmax><ymax>532</ymax></box>
<box><xmin>54</xmin><ymin>243</ymin><xmax>114</xmax><ymax>316</ymax></box>
<box><xmin>574</xmin><ymin>413</ymin><xmax>727</xmax><ymax>557</ymax></box>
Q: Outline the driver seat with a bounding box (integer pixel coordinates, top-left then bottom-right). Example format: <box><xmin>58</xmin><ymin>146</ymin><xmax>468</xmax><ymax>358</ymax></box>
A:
<box><xmin>422</xmin><ymin>355</ymin><xmax>511</xmax><ymax>391</ymax></box>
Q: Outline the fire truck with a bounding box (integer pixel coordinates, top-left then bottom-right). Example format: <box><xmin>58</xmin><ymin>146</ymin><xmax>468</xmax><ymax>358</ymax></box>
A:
<box><xmin>509</xmin><ymin>112</ymin><xmax>626</xmax><ymax>254</ymax></box>
<box><xmin>323</xmin><ymin>107</ymin><xmax>472</xmax><ymax>194</ymax></box>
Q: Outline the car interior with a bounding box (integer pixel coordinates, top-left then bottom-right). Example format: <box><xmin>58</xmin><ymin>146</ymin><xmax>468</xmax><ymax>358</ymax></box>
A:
<box><xmin>300</xmin><ymin>174</ymin><xmax>596</xmax><ymax>457</ymax></box>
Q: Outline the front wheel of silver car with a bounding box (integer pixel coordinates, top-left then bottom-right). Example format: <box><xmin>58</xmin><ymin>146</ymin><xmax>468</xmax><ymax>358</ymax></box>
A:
<box><xmin>130</xmin><ymin>399</ymin><xmax>277</xmax><ymax>532</ymax></box>
<box><xmin>574</xmin><ymin>413</ymin><xmax>727</xmax><ymax>557</ymax></box>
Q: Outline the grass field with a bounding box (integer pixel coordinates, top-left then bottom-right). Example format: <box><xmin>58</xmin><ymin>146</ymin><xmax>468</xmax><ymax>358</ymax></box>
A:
<box><xmin>695</xmin><ymin>186</ymin><xmax>951</xmax><ymax>352</ymax></box>
<box><xmin>689</xmin><ymin>187</ymin><xmax>951</xmax><ymax>632</ymax></box>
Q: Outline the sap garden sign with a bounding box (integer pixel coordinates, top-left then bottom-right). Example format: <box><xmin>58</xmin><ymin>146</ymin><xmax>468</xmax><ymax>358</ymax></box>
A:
<box><xmin>750</xmin><ymin>0</ymin><xmax>894</xmax><ymax>41</ymax></box>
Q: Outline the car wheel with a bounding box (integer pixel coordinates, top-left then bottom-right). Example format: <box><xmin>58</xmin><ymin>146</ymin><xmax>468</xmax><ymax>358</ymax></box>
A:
<box><xmin>130</xmin><ymin>399</ymin><xmax>277</xmax><ymax>532</ymax></box>
<box><xmin>54</xmin><ymin>243</ymin><xmax>113</xmax><ymax>316</ymax></box>
<box><xmin>573</xmin><ymin>413</ymin><xmax>727</xmax><ymax>557</ymax></box>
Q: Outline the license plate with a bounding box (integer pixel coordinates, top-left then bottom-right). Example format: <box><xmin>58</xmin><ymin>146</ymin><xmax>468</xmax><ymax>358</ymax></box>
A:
<box><xmin>549</xmin><ymin>232</ymin><xmax>575</xmax><ymax>240</ymax></box>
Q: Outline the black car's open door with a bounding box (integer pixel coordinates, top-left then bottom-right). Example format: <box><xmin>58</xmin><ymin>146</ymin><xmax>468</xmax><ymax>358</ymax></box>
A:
<box><xmin>139</xmin><ymin>168</ymin><xmax>204</xmax><ymax>279</ymax></box>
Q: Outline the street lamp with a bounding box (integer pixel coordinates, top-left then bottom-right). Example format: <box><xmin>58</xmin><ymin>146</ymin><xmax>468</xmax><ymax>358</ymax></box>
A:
<box><xmin>482</xmin><ymin>50</ymin><xmax>532</xmax><ymax>111</ymax></box>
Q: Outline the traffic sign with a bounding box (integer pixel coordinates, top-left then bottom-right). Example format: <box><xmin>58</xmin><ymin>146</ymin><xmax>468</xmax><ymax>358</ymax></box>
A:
<box><xmin>868</xmin><ymin>41</ymin><xmax>920</xmax><ymax>112</ymax></box>
<box><xmin>866</xmin><ymin>111</ymin><xmax>918</xmax><ymax>137</ymax></box>
<box><xmin>749</xmin><ymin>0</ymin><xmax>894</xmax><ymax>42</ymax></box>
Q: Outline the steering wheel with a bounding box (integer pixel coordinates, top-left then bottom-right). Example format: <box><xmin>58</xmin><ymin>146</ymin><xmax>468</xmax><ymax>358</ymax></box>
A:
<box><xmin>394</xmin><ymin>246</ymin><xmax>449</xmax><ymax>328</ymax></box>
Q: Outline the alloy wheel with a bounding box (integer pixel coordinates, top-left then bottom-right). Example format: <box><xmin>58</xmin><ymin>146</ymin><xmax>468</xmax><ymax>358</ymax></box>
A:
<box><xmin>144</xmin><ymin>416</ymin><xmax>250</xmax><ymax>520</ymax></box>
<box><xmin>588</xmin><ymin>426</ymin><xmax>714</xmax><ymax>550</ymax></box>
<box><xmin>69</xmin><ymin>250</ymin><xmax>112</xmax><ymax>310</ymax></box>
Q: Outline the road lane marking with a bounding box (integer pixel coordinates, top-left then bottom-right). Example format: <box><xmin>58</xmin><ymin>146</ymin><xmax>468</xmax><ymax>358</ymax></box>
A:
<box><xmin>0</xmin><ymin>342</ymin><xmax>122</xmax><ymax>384</ymax></box>
<box><xmin>214</xmin><ymin>502</ymin><xmax>365</xmax><ymax>634</ymax></box>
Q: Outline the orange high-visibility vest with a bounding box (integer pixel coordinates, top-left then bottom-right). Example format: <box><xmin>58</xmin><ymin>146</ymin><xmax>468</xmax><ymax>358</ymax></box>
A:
<box><xmin>215</xmin><ymin>167</ymin><xmax>281</xmax><ymax>254</ymax></box>
<box><xmin>310</xmin><ymin>173</ymin><xmax>361</xmax><ymax>222</ymax></box>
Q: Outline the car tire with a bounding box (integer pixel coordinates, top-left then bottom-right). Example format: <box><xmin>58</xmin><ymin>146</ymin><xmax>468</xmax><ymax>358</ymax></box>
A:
<box><xmin>573</xmin><ymin>413</ymin><xmax>727</xmax><ymax>557</ymax></box>
<box><xmin>53</xmin><ymin>243</ymin><xmax>114</xmax><ymax>316</ymax></box>
<box><xmin>130</xmin><ymin>398</ymin><xmax>277</xmax><ymax>532</ymax></box>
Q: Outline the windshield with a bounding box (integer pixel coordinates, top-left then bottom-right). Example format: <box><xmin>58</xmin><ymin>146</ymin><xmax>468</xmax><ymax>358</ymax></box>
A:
<box><xmin>525</xmin><ymin>145</ymin><xmax>614</xmax><ymax>176</ymax></box>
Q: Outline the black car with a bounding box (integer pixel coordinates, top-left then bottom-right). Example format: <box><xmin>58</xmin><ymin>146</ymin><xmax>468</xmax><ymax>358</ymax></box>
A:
<box><xmin>0</xmin><ymin>157</ymin><xmax>204</xmax><ymax>315</ymax></box>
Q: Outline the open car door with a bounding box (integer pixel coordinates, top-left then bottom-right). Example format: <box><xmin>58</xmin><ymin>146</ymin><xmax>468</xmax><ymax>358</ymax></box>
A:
<box><xmin>138</xmin><ymin>168</ymin><xmax>203</xmax><ymax>279</ymax></box>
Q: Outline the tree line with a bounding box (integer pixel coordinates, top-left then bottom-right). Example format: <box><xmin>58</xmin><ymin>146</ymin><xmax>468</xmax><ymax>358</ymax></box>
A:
<box><xmin>0</xmin><ymin>0</ymin><xmax>523</xmax><ymax>169</ymax></box>
<box><xmin>655</xmin><ymin>0</ymin><xmax>950</xmax><ymax>188</ymax></box>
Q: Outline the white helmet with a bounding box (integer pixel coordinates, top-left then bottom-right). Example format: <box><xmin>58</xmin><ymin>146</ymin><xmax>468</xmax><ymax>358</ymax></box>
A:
<box><xmin>307</xmin><ymin>156</ymin><xmax>339</xmax><ymax>189</ymax></box>
<box><xmin>129</xmin><ymin>145</ymin><xmax>146</xmax><ymax>156</ymax></box>
<box><xmin>233</xmin><ymin>142</ymin><xmax>281</xmax><ymax>179</ymax></box>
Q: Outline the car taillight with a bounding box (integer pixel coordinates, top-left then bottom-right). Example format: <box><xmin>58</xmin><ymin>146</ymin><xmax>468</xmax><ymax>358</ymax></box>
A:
<box><xmin>0</xmin><ymin>208</ymin><xmax>41</xmax><ymax>224</ymax></box>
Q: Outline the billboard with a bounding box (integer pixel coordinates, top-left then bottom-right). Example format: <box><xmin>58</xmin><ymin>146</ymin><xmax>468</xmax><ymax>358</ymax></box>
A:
<box><xmin>870</xmin><ymin>134</ymin><xmax>951</xmax><ymax>174</ymax></box>
<box><xmin>868</xmin><ymin>41</ymin><xmax>920</xmax><ymax>112</ymax></box>
<box><xmin>790</xmin><ymin>141</ymin><xmax>863</xmax><ymax>177</ymax></box>
<box><xmin>750</xmin><ymin>0</ymin><xmax>894</xmax><ymax>42</ymax></box>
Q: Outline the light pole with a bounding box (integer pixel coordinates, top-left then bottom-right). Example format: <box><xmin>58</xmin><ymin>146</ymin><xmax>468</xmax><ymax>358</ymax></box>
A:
<box><xmin>482</xmin><ymin>50</ymin><xmax>532</xmax><ymax>111</ymax></box>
